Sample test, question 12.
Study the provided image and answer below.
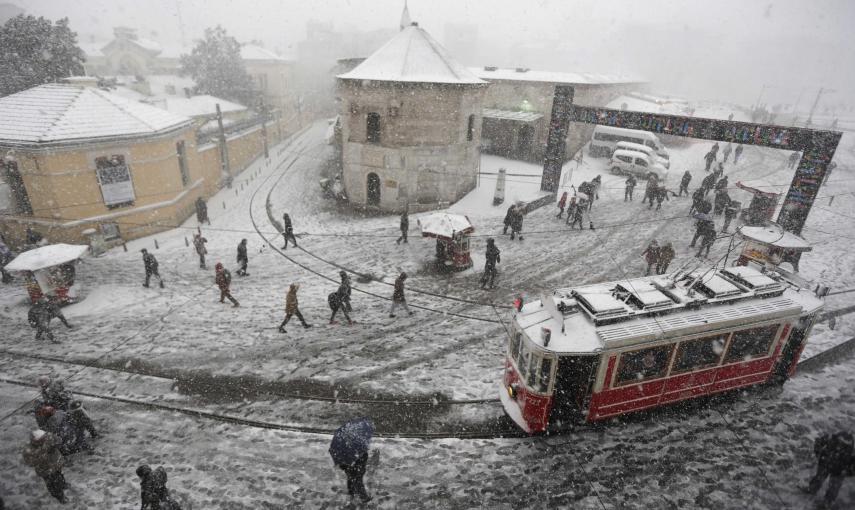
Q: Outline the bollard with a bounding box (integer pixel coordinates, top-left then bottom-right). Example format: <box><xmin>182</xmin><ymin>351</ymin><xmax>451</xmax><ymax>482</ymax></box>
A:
<box><xmin>184</xmin><ymin>236</ymin><xmax>189</xmax><ymax>247</ymax></box>
<box><xmin>241</xmin><ymin>183</ymin><xmax>244</xmax><ymax>191</ymax></box>
<box><xmin>829</xmin><ymin>196</ymin><xmax>835</xmax><ymax>206</ymax></box>
<box><xmin>123</xmin><ymin>242</ymin><xmax>128</xmax><ymax>252</ymax></box>
<box><xmin>154</xmin><ymin>239</ymin><xmax>159</xmax><ymax>249</ymax></box>
<box><xmin>223</xmin><ymin>201</ymin><xmax>226</xmax><ymax>209</ymax></box>
<box><xmin>235</xmin><ymin>189</ymin><xmax>238</xmax><ymax>196</ymax></box>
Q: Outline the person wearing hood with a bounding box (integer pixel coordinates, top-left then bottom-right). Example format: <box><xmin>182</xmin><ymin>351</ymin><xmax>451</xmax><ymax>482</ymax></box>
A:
<box><xmin>236</xmin><ymin>239</ymin><xmax>249</xmax><ymax>276</ymax></box>
<box><xmin>481</xmin><ymin>238</ymin><xmax>501</xmax><ymax>290</ymax></box>
<box><xmin>22</xmin><ymin>429</ymin><xmax>67</xmax><ymax>503</ymax></box>
<box><xmin>389</xmin><ymin>272</ymin><xmax>412</xmax><ymax>318</ymax></box>
<box><xmin>215</xmin><ymin>263</ymin><xmax>239</xmax><ymax>307</ymax></box>
<box><xmin>641</xmin><ymin>240</ymin><xmax>660</xmax><ymax>276</ymax></box>
<box><xmin>279</xmin><ymin>283</ymin><xmax>311</xmax><ymax>332</ymax></box>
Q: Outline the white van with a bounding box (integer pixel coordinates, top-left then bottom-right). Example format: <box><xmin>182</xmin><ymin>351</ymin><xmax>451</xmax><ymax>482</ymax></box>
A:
<box><xmin>609</xmin><ymin>149</ymin><xmax>668</xmax><ymax>180</ymax></box>
<box><xmin>615</xmin><ymin>141</ymin><xmax>670</xmax><ymax>169</ymax></box>
<box><xmin>589</xmin><ymin>125</ymin><xmax>669</xmax><ymax>161</ymax></box>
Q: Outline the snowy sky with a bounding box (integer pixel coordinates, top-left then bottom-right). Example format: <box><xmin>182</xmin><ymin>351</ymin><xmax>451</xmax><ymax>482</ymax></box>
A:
<box><xmin>18</xmin><ymin>0</ymin><xmax>855</xmax><ymax>107</ymax></box>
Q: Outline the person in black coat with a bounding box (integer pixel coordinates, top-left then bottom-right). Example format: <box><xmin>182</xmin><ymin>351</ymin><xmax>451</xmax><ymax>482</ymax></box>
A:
<box><xmin>678</xmin><ymin>171</ymin><xmax>692</xmax><ymax>197</ymax></box>
<box><xmin>28</xmin><ymin>299</ymin><xmax>72</xmax><ymax>342</ymax></box>
<box><xmin>689</xmin><ymin>188</ymin><xmax>706</xmax><ymax>215</ymax></box>
<box><xmin>338</xmin><ymin>452</ymin><xmax>371</xmax><ymax>503</ymax></box>
<box><xmin>236</xmin><ymin>239</ymin><xmax>249</xmax><ymax>276</ymax></box>
<box><xmin>281</xmin><ymin>213</ymin><xmax>298</xmax><ymax>249</ymax></box>
<box><xmin>695</xmin><ymin>220</ymin><xmax>716</xmax><ymax>258</ymax></box>
<box><xmin>141</xmin><ymin>249</ymin><xmax>164</xmax><ymax>288</ymax></box>
<box><xmin>481</xmin><ymin>238</ymin><xmax>501</xmax><ymax>289</ymax></box>
<box><xmin>700</xmin><ymin>172</ymin><xmax>717</xmax><ymax>196</ymax></box>
<box><xmin>502</xmin><ymin>205</ymin><xmax>515</xmax><ymax>235</ymax></box>
<box><xmin>510</xmin><ymin>207</ymin><xmax>524</xmax><ymax>240</ymax></box>
<box><xmin>396</xmin><ymin>211</ymin><xmax>409</xmax><ymax>244</ymax></box>
<box><xmin>733</xmin><ymin>144</ymin><xmax>744</xmax><ymax>164</ymax></box>
<box><xmin>328</xmin><ymin>272</ymin><xmax>353</xmax><ymax>324</ymax></box>
<box><xmin>803</xmin><ymin>431</ymin><xmax>854</xmax><ymax>507</ymax></box>
<box><xmin>624</xmin><ymin>175</ymin><xmax>637</xmax><ymax>201</ymax></box>
<box><xmin>195</xmin><ymin>197</ymin><xmax>210</xmax><ymax>225</ymax></box>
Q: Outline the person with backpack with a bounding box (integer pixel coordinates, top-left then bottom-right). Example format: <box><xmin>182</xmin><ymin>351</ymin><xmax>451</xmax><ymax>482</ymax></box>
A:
<box><xmin>802</xmin><ymin>431</ymin><xmax>854</xmax><ymax>508</ymax></box>
<box><xmin>389</xmin><ymin>272</ymin><xmax>412</xmax><ymax>318</ymax></box>
<box><xmin>678</xmin><ymin>171</ymin><xmax>692</xmax><ymax>197</ymax></box>
<box><xmin>279</xmin><ymin>283</ymin><xmax>311</xmax><ymax>332</ymax></box>
<box><xmin>28</xmin><ymin>299</ymin><xmax>72</xmax><ymax>343</ymax></box>
<box><xmin>625</xmin><ymin>175</ymin><xmax>637</xmax><ymax>202</ymax></box>
<box><xmin>193</xmin><ymin>233</ymin><xmax>208</xmax><ymax>269</ymax></box>
<box><xmin>556</xmin><ymin>191</ymin><xmax>568</xmax><ymax>218</ymax></box>
<box><xmin>481</xmin><ymin>238</ymin><xmax>501</xmax><ymax>290</ymax></box>
<box><xmin>281</xmin><ymin>213</ymin><xmax>298</xmax><ymax>249</ymax></box>
<box><xmin>214</xmin><ymin>263</ymin><xmax>239</xmax><ymax>307</ymax></box>
<box><xmin>141</xmin><ymin>248</ymin><xmax>164</xmax><ymax>288</ymax></box>
<box><xmin>236</xmin><ymin>239</ymin><xmax>249</xmax><ymax>277</ymax></box>
<box><xmin>396</xmin><ymin>211</ymin><xmax>409</xmax><ymax>244</ymax></box>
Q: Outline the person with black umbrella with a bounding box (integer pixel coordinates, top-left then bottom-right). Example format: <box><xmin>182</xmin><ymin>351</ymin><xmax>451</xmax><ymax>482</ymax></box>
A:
<box><xmin>330</xmin><ymin>418</ymin><xmax>374</xmax><ymax>504</ymax></box>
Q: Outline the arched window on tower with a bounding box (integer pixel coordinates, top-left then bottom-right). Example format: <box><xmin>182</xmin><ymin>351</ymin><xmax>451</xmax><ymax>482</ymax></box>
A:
<box><xmin>366</xmin><ymin>112</ymin><xmax>381</xmax><ymax>144</ymax></box>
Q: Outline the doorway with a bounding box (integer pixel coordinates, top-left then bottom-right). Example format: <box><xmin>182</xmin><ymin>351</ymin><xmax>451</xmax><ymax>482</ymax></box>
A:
<box><xmin>366</xmin><ymin>173</ymin><xmax>381</xmax><ymax>206</ymax></box>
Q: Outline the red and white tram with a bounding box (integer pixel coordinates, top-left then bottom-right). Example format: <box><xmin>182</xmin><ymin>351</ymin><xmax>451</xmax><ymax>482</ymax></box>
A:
<box><xmin>500</xmin><ymin>265</ymin><xmax>824</xmax><ymax>434</ymax></box>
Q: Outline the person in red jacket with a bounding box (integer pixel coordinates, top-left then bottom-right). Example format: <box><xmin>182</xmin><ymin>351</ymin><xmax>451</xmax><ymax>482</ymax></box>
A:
<box><xmin>215</xmin><ymin>263</ymin><xmax>239</xmax><ymax>307</ymax></box>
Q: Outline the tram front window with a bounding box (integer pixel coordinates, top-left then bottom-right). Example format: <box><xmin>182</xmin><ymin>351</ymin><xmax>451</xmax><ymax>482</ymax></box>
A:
<box><xmin>532</xmin><ymin>357</ymin><xmax>552</xmax><ymax>393</ymax></box>
<box><xmin>510</xmin><ymin>332</ymin><xmax>522</xmax><ymax>361</ymax></box>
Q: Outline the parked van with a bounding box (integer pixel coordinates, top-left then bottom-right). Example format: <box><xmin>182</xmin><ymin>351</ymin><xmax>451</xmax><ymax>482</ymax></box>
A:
<box><xmin>589</xmin><ymin>126</ymin><xmax>669</xmax><ymax>161</ymax></box>
<box><xmin>615</xmin><ymin>141</ymin><xmax>670</xmax><ymax>169</ymax></box>
<box><xmin>609</xmin><ymin>149</ymin><xmax>668</xmax><ymax>180</ymax></box>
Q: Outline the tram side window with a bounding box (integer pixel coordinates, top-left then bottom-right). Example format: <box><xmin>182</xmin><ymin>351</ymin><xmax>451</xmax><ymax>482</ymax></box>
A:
<box><xmin>527</xmin><ymin>353</ymin><xmax>539</xmax><ymax>386</ymax></box>
<box><xmin>724</xmin><ymin>324</ymin><xmax>779</xmax><ymax>363</ymax></box>
<box><xmin>532</xmin><ymin>357</ymin><xmax>552</xmax><ymax>393</ymax></box>
<box><xmin>615</xmin><ymin>345</ymin><xmax>672</xmax><ymax>386</ymax></box>
<box><xmin>672</xmin><ymin>334</ymin><xmax>727</xmax><ymax>373</ymax></box>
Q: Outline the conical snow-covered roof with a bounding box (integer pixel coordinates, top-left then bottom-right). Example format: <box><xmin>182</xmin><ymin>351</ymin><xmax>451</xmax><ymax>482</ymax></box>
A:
<box><xmin>0</xmin><ymin>84</ymin><xmax>193</xmax><ymax>148</ymax></box>
<box><xmin>338</xmin><ymin>24</ymin><xmax>485</xmax><ymax>85</ymax></box>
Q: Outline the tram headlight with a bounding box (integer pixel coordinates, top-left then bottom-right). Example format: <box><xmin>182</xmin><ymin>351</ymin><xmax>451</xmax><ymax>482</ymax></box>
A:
<box><xmin>507</xmin><ymin>383</ymin><xmax>519</xmax><ymax>399</ymax></box>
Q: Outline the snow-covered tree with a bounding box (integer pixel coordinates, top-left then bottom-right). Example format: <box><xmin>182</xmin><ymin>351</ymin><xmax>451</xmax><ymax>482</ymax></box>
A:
<box><xmin>0</xmin><ymin>15</ymin><xmax>85</xmax><ymax>97</ymax></box>
<box><xmin>180</xmin><ymin>26</ymin><xmax>257</xmax><ymax>106</ymax></box>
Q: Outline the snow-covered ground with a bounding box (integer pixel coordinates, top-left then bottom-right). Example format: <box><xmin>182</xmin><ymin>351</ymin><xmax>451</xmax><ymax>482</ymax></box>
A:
<box><xmin>1</xmin><ymin>116</ymin><xmax>855</xmax><ymax>508</ymax></box>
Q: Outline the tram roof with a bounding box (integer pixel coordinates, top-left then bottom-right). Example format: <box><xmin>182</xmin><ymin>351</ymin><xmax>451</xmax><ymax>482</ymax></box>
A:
<box><xmin>513</xmin><ymin>265</ymin><xmax>823</xmax><ymax>355</ymax></box>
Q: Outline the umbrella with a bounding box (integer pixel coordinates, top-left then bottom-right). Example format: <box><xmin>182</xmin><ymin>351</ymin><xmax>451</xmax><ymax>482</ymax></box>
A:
<box><xmin>329</xmin><ymin>417</ymin><xmax>375</xmax><ymax>466</ymax></box>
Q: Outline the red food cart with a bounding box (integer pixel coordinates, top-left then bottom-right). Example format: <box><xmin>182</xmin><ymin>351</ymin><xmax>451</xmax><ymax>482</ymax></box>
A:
<box><xmin>735</xmin><ymin>223</ymin><xmax>812</xmax><ymax>271</ymax></box>
<box><xmin>4</xmin><ymin>243</ymin><xmax>87</xmax><ymax>304</ymax></box>
<box><xmin>417</xmin><ymin>213</ymin><xmax>475</xmax><ymax>271</ymax></box>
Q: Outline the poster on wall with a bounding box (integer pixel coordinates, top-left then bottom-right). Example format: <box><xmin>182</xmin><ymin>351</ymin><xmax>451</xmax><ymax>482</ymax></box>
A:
<box><xmin>95</xmin><ymin>154</ymin><xmax>135</xmax><ymax>207</ymax></box>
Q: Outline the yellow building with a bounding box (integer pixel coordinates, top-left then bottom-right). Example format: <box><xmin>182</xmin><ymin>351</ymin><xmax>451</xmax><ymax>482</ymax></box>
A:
<box><xmin>0</xmin><ymin>83</ymin><xmax>213</xmax><ymax>246</ymax></box>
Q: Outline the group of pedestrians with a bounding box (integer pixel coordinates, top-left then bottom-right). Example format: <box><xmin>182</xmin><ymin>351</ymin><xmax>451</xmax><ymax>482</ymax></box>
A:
<box><xmin>641</xmin><ymin>240</ymin><xmax>676</xmax><ymax>275</ymax></box>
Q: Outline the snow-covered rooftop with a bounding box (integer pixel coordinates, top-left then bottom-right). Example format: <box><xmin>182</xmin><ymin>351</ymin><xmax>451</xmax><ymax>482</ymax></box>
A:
<box><xmin>472</xmin><ymin>67</ymin><xmax>644</xmax><ymax>85</ymax></box>
<box><xmin>155</xmin><ymin>95</ymin><xmax>246</xmax><ymax>118</ymax></box>
<box><xmin>0</xmin><ymin>84</ymin><xmax>193</xmax><ymax>147</ymax></box>
<box><xmin>417</xmin><ymin>213</ymin><xmax>474</xmax><ymax>239</ymax></box>
<box><xmin>739</xmin><ymin>224</ymin><xmax>813</xmax><ymax>251</ymax></box>
<box><xmin>338</xmin><ymin>24</ymin><xmax>486</xmax><ymax>85</ymax></box>
<box><xmin>5</xmin><ymin>244</ymin><xmax>88</xmax><ymax>272</ymax></box>
<box><xmin>241</xmin><ymin>44</ymin><xmax>290</xmax><ymax>62</ymax></box>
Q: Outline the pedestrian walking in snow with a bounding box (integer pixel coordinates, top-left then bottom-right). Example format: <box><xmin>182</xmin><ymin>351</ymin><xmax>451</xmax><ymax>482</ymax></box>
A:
<box><xmin>236</xmin><ymin>239</ymin><xmax>249</xmax><ymax>276</ymax></box>
<box><xmin>481</xmin><ymin>238</ymin><xmax>501</xmax><ymax>289</ymax></box>
<box><xmin>802</xmin><ymin>431</ymin><xmax>854</xmax><ymax>508</ymax></box>
<box><xmin>590</xmin><ymin>175</ymin><xmax>602</xmax><ymax>205</ymax></box>
<box><xmin>195</xmin><ymin>197</ymin><xmax>210</xmax><ymax>225</ymax></box>
<box><xmin>193</xmin><ymin>233</ymin><xmax>208</xmax><ymax>269</ymax></box>
<box><xmin>689</xmin><ymin>188</ymin><xmax>707</xmax><ymax>216</ymax></box>
<box><xmin>704</xmin><ymin>150</ymin><xmax>716</xmax><ymax>172</ymax></box>
<box><xmin>569</xmin><ymin>197</ymin><xmax>587</xmax><ymax>229</ymax></box>
<box><xmin>690</xmin><ymin>219</ymin><xmax>710</xmax><ymax>249</ymax></box>
<box><xmin>733</xmin><ymin>144</ymin><xmax>743</xmax><ymax>164</ymax></box>
<box><xmin>137</xmin><ymin>465</ymin><xmax>181</xmax><ymax>510</ymax></box>
<box><xmin>579</xmin><ymin>180</ymin><xmax>599</xmax><ymax>211</ymax></box>
<box><xmin>722</xmin><ymin>143</ymin><xmax>733</xmax><ymax>163</ymax></box>
<box><xmin>714</xmin><ymin>175</ymin><xmax>729</xmax><ymax>193</ymax></box>
<box><xmin>40</xmin><ymin>405</ymin><xmax>90</xmax><ymax>455</ymax></box>
<box><xmin>279</xmin><ymin>283</ymin><xmax>311</xmax><ymax>332</ymax></box>
<box><xmin>68</xmin><ymin>400</ymin><xmax>98</xmax><ymax>444</ymax></box>
<box><xmin>389</xmin><ymin>272</ymin><xmax>413</xmax><ymax>317</ymax></box>
<box><xmin>140</xmin><ymin>249</ymin><xmax>164</xmax><ymax>288</ymax></box>
<box><xmin>556</xmin><ymin>191</ymin><xmax>568</xmax><ymax>218</ymax></box>
<box><xmin>215</xmin><ymin>263</ymin><xmax>239</xmax><ymax>307</ymax></box>
<box><xmin>624</xmin><ymin>175</ymin><xmax>637</xmax><ymax>201</ymax></box>
<box><xmin>503</xmin><ymin>205</ymin><xmax>515</xmax><ymax>235</ymax></box>
<box><xmin>396</xmin><ymin>211</ymin><xmax>409</xmax><ymax>244</ymax></box>
<box><xmin>642</xmin><ymin>176</ymin><xmax>658</xmax><ymax>205</ymax></box>
<box><xmin>28</xmin><ymin>299</ymin><xmax>72</xmax><ymax>343</ymax></box>
<box><xmin>700</xmin><ymin>172</ymin><xmax>717</xmax><ymax>197</ymax></box>
<box><xmin>657</xmin><ymin>242</ymin><xmax>675</xmax><ymax>274</ymax></box>
<box><xmin>280</xmin><ymin>213</ymin><xmax>298</xmax><ymax>249</ymax></box>
<box><xmin>510</xmin><ymin>207</ymin><xmax>524</xmax><ymax>240</ymax></box>
<box><xmin>653</xmin><ymin>186</ymin><xmax>674</xmax><ymax>211</ymax></box>
<box><xmin>788</xmin><ymin>151</ymin><xmax>800</xmax><ymax>169</ymax></box>
<box><xmin>337</xmin><ymin>452</ymin><xmax>371</xmax><ymax>503</ymax></box>
<box><xmin>714</xmin><ymin>190</ymin><xmax>731</xmax><ymax>216</ymax></box>
<box><xmin>337</xmin><ymin>271</ymin><xmax>353</xmax><ymax>313</ymax></box>
<box><xmin>710</xmin><ymin>142</ymin><xmax>720</xmax><ymax>156</ymax></box>
<box><xmin>695</xmin><ymin>221</ymin><xmax>716</xmax><ymax>258</ymax></box>
<box><xmin>722</xmin><ymin>201</ymin><xmax>739</xmax><ymax>232</ymax></box>
<box><xmin>641</xmin><ymin>240</ymin><xmax>660</xmax><ymax>276</ymax></box>
<box><xmin>22</xmin><ymin>430</ymin><xmax>68</xmax><ymax>504</ymax></box>
<box><xmin>678</xmin><ymin>171</ymin><xmax>692</xmax><ymax>197</ymax></box>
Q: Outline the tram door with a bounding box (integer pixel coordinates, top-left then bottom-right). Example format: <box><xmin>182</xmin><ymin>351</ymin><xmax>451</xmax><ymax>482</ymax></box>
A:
<box><xmin>549</xmin><ymin>355</ymin><xmax>599</xmax><ymax>425</ymax></box>
<box><xmin>773</xmin><ymin>316</ymin><xmax>813</xmax><ymax>382</ymax></box>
